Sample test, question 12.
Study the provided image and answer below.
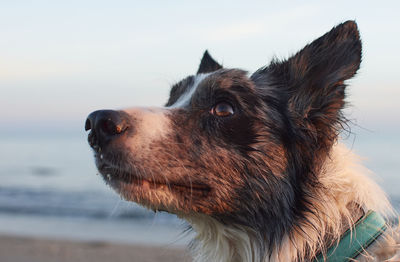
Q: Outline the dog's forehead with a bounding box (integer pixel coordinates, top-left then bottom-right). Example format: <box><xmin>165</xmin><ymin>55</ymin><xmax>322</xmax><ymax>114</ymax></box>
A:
<box><xmin>167</xmin><ymin>69</ymin><xmax>251</xmax><ymax>108</ymax></box>
<box><xmin>168</xmin><ymin>73</ymin><xmax>210</xmax><ymax>108</ymax></box>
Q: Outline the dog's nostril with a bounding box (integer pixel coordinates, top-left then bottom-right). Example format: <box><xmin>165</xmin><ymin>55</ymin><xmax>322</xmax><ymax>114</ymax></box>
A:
<box><xmin>99</xmin><ymin>118</ymin><xmax>125</xmax><ymax>136</ymax></box>
<box><xmin>85</xmin><ymin>118</ymin><xmax>92</xmax><ymax>131</ymax></box>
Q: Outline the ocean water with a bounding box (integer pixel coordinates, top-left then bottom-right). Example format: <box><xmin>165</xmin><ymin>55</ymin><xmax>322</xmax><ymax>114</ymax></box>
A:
<box><xmin>0</xmin><ymin>127</ymin><xmax>399</xmax><ymax>246</ymax></box>
<box><xmin>0</xmin><ymin>131</ymin><xmax>192</xmax><ymax>246</ymax></box>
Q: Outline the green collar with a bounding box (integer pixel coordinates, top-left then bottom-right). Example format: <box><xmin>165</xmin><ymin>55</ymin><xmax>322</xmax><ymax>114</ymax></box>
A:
<box><xmin>314</xmin><ymin>210</ymin><xmax>387</xmax><ymax>262</ymax></box>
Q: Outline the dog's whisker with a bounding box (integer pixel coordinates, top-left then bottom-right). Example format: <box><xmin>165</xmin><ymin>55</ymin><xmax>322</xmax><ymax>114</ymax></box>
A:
<box><xmin>108</xmin><ymin>198</ymin><xmax>122</xmax><ymax>218</ymax></box>
<box><xmin>160</xmin><ymin>150</ymin><xmax>195</xmax><ymax>201</ymax></box>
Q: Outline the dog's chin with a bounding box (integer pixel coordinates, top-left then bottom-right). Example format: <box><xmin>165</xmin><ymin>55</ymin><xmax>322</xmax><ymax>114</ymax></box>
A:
<box><xmin>96</xmin><ymin>160</ymin><xmax>212</xmax><ymax>214</ymax></box>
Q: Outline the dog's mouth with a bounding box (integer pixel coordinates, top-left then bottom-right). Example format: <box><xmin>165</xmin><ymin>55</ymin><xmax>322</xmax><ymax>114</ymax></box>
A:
<box><xmin>97</xmin><ymin>161</ymin><xmax>211</xmax><ymax>199</ymax></box>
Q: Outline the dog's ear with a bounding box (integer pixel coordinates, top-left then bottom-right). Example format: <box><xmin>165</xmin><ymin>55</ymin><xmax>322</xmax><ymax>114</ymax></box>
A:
<box><xmin>197</xmin><ymin>50</ymin><xmax>222</xmax><ymax>74</ymax></box>
<box><xmin>252</xmin><ymin>21</ymin><xmax>361</xmax><ymax>146</ymax></box>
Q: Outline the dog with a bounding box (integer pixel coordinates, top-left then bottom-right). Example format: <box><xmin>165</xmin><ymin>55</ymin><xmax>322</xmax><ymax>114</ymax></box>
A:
<box><xmin>85</xmin><ymin>21</ymin><xmax>399</xmax><ymax>261</ymax></box>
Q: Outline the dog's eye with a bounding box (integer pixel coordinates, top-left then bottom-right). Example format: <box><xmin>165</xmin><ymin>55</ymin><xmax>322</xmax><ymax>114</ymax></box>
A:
<box><xmin>211</xmin><ymin>102</ymin><xmax>234</xmax><ymax>117</ymax></box>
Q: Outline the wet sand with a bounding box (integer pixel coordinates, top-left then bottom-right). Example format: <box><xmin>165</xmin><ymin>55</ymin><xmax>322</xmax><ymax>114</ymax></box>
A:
<box><xmin>0</xmin><ymin>235</ymin><xmax>191</xmax><ymax>262</ymax></box>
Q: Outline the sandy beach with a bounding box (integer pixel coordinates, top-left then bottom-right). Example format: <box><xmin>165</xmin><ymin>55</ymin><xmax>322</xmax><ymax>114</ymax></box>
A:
<box><xmin>0</xmin><ymin>235</ymin><xmax>191</xmax><ymax>262</ymax></box>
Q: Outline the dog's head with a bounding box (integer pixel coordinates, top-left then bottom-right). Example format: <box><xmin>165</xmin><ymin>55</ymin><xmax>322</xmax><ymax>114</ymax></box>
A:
<box><xmin>86</xmin><ymin>21</ymin><xmax>361</xmax><ymax>246</ymax></box>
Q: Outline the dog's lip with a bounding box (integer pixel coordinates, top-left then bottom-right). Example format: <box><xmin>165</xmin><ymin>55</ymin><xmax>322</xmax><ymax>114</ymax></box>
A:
<box><xmin>97</xmin><ymin>162</ymin><xmax>211</xmax><ymax>197</ymax></box>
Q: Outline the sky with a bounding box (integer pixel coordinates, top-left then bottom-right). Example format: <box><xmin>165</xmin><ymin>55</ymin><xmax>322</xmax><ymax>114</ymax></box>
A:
<box><xmin>0</xmin><ymin>0</ymin><xmax>399</xmax><ymax>134</ymax></box>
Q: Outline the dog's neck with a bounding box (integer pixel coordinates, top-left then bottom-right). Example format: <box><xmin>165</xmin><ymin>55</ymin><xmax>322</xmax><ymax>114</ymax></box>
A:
<box><xmin>184</xmin><ymin>143</ymin><xmax>392</xmax><ymax>262</ymax></box>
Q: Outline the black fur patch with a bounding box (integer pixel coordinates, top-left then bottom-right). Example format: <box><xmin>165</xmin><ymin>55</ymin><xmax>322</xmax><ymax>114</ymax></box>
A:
<box><xmin>165</xmin><ymin>76</ymin><xmax>194</xmax><ymax>107</ymax></box>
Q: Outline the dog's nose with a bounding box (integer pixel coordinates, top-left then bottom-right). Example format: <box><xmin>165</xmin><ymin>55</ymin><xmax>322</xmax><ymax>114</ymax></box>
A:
<box><xmin>85</xmin><ymin>110</ymin><xmax>128</xmax><ymax>149</ymax></box>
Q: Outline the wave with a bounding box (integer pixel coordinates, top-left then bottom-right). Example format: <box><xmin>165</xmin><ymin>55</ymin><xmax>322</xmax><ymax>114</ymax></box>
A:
<box><xmin>0</xmin><ymin>186</ymin><xmax>398</xmax><ymax>222</ymax></box>
<box><xmin>0</xmin><ymin>186</ymin><xmax>176</xmax><ymax>222</ymax></box>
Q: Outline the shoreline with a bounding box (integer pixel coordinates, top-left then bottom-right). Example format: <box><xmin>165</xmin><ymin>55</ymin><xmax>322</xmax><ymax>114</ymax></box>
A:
<box><xmin>0</xmin><ymin>234</ymin><xmax>191</xmax><ymax>262</ymax></box>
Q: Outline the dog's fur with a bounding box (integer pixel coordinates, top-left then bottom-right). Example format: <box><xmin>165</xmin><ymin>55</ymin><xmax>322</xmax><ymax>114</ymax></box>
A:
<box><xmin>87</xmin><ymin>21</ymin><xmax>399</xmax><ymax>261</ymax></box>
